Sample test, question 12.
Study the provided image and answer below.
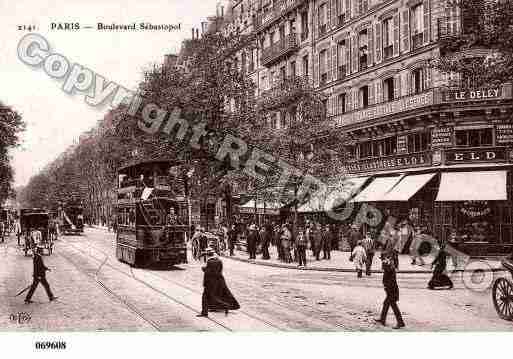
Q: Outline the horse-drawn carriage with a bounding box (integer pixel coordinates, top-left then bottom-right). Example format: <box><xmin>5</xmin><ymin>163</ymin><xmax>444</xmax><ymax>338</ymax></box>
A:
<box><xmin>492</xmin><ymin>253</ymin><xmax>513</xmax><ymax>321</ymax></box>
<box><xmin>20</xmin><ymin>209</ymin><xmax>53</xmax><ymax>256</ymax></box>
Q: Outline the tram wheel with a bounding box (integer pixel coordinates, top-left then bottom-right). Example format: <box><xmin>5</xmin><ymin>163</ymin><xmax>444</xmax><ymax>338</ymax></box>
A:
<box><xmin>493</xmin><ymin>277</ymin><xmax>513</xmax><ymax>321</ymax></box>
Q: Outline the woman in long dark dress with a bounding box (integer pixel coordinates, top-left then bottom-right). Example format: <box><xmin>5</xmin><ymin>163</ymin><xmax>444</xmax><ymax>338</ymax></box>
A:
<box><xmin>198</xmin><ymin>248</ymin><xmax>240</xmax><ymax>317</ymax></box>
<box><xmin>428</xmin><ymin>245</ymin><xmax>454</xmax><ymax>290</ymax></box>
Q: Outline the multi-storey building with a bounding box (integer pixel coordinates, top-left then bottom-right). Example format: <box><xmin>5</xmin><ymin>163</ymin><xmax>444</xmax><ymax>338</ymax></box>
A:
<box><xmin>219</xmin><ymin>0</ymin><xmax>513</xmax><ymax>255</ymax></box>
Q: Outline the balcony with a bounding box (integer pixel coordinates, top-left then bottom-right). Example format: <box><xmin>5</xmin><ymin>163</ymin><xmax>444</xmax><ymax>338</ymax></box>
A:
<box><xmin>261</xmin><ymin>33</ymin><xmax>299</xmax><ymax>67</ymax></box>
<box><xmin>412</xmin><ymin>32</ymin><xmax>424</xmax><ymax>50</ymax></box>
<box><xmin>258</xmin><ymin>76</ymin><xmax>309</xmax><ymax>110</ymax></box>
<box><xmin>254</xmin><ymin>0</ymin><xmax>306</xmax><ymax>31</ymax></box>
<box><xmin>383</xmin><ymin>45</ymin><xmax>393</xmax><ymax>60</ymax></box>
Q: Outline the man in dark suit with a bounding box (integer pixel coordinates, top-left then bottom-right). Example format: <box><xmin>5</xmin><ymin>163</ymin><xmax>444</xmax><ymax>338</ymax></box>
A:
<box><xmin>375</xmin><ymin>257</ymin><xmax>405</xmax><ymax>329</ymax></box>
<box><xmin>247</xmin><ymin>224</ymin><xmax>258</xmax><ymax>260</ymax></box>
<box><xmin>25</xmin><ymin>246</ymin><xmax>57</xmax><ymax>304</ymax></box>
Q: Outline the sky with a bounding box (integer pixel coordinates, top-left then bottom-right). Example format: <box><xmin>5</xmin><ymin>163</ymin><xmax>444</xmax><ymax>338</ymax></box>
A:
<box><xmin>0</xmin><ymin>0</ymin><xmax>222</xmax><ymax>187</ymax></box>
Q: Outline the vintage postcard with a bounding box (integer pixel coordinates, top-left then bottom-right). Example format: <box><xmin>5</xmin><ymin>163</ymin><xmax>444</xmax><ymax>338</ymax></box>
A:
<box><xmin>1</xmin><ymin>0</ymin><xmax>512</xmax><ymax>356</ymax></box>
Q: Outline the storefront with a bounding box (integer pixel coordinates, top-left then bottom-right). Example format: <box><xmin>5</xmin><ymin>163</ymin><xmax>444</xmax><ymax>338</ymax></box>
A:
<box><xmin>238</xmin><ymin>200</ymin><xmax>282</xmax><ymax>226</ymax></box>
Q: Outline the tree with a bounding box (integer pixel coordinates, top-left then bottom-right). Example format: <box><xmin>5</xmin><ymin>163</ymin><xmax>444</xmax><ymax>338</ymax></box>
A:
<box><xmin>0</xmin><ymin>101</ymin><xmax>25</xmax><ymax>204</ymax></box>
<box><xmin>436</xmin><ymin>0</ymin><xmax>513</xmax><ymax>88</ymax></box>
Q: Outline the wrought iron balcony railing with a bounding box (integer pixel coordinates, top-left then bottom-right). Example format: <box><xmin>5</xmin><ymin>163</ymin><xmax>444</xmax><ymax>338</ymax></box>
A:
<box><xmin>254</xmin><ymin>0</ymin><xmax>306</xmax><ymax>31</ymax></box>
<box><xmin>261</xmin><ymin>33</ymin><xmax>299</xmax><ymax>67</ymax></box>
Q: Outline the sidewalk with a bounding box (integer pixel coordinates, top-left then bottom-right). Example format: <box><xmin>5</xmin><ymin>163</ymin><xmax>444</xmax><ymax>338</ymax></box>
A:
<box><xmin>223</xmin><ymin>245</ymin><xmax>505</xmax><ymax>274</ymax></box>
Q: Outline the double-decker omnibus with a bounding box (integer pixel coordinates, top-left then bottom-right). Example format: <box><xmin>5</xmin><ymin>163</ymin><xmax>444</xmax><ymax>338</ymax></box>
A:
<box><xmin>116</xmin><ymin>158</ymin><xmax>188</xmax><ymax>267</ymax></box>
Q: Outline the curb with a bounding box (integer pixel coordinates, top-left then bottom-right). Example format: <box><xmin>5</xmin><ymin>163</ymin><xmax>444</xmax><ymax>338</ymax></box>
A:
<box><xmin>221</xmin><ymin>254</ymin><xmax>506</xmax><ymax>274</ymax></box>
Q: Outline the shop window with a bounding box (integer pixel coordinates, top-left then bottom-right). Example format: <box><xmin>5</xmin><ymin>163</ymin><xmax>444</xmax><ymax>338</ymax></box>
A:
<box><xmin>359</xmin><ymin>85</ymin><xmax>369</xmax><ymax>108</ymax></box>
<box><xmin>383</xmin><ymin>77</ymin><xmax>395</xmax><ymax>102</ymax></box>
<box><xmin>456</xmin><ymin>201</ymin><xmax>495</xmax><ymax>243</ymax></box>
<box><xmin>455</xmin><ymin>128</ymin><xmax>493</xmax><ymax>147</ymax></box>
<box><xmin>382</xmin><ymin>136</ymin><xmax>397</xmax><ymax>156</ymax></box>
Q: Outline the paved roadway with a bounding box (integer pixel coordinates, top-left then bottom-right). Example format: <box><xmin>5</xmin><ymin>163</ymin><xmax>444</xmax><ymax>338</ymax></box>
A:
<box><xmin>1</xmin><ymin>227</ymin><xmax>512</xmax><ymax>331</ymax></box>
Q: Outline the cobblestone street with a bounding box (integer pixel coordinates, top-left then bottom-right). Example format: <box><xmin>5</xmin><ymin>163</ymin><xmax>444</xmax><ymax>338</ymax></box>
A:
<box><xmin>1</xmin><ymin>227</ymin><xmax>511</xmax><ymax>331</ymax></box>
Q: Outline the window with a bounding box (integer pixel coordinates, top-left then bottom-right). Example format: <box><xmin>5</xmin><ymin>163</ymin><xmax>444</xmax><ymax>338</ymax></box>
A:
<box><xmin>359</xmin><ymin>85</ymin><xmax>369</xmax><ymax>108</ymax></box>
<box><xmin>290</xmin><ymin>61</ymin><xmax>296</xmax><ymax>78</ymax></box>
<box><xmin>383</xmin><ymin>77</ymin><xmax>395</xmax><ymax>102</ymax></box>
<box><xmin>383</xmin><ymin>17</ymin><xmax>394</xmax><ymax>59</ymax></box>
<box><xmin>359</xmin><ymin>29</ymin><xmax>368</xmax><ymax>70</ymax></box>
<box><xmin>270</xmin><ymin>71</ymin><xmax>275</xmax><ymax>87</ymax></box>
<box><xmin>303</xmin><ymin>55</ymin><xmax>309</xmax><ymax>77</ymax></box>
<box><xmin>280</xmin><ymin>66</ymin><xmax>286</xmax><ymax>80</ymax></box>
<box><xmin>321</xmin><ymin>99</ymin><xmax>328</xmax><ymax>117</ymax></box>
<box><xmin>261</xmin><ymin>75</ymin><xmax>267</xmax><ymax>90</ymax></box>
<box><xmin>270</xmin><ymin>31</ymin><xmax>276</xmax><ymax>45</ymax></box>
<box><xmin>358</xmin><ymin>0</ymin><xmax>368</xmax><ymax>15</ymax></box>
<box><xmin>336</xmin><ymin>0</ymin><xmax>345</xmax><ymax>26</ymax></box>
<box><xmin>407</xmin><ymin>132</ymin><xmax>430</xmax><ymax>153</ymax></box>
<box><xmin>455</xmin><ymin>128</ymin><xmax>493</xmax><ymax>147</ymax></box>
<box><xmin>337</xmin><ymin>41</ymin><xmax>347</xmax><ymax>78</ymax></box>
<box><xmin>301</xmin><ymin>11</ymin><xmax>309</xmax><ymax>40</ymax></box>
<box><xmin>289</xmin><ymin>19</ymin><xmax>296</xmax><ymax>34</ymax></box>
<box><xmin>279</xmin><ymin>25</ymin><xmax>285</xmax><ymax>41</ymax></box>
<box><xmin>412</xmin><ymin>68</ymin><xmax>424</xmax><ymax>94</ymax></box>
<box><xmin>337</xmin><ymin>93</ymin><xmax>346</xmax><ymax>114</ymax></box>
<box><xmin>357</xmin><ymin>136</ymin><xmax>397</xmax><ymax>159</ymax></box>
<box><xmin>319</xmin><ymin>3</ymin><xmax>327</xmax><ymax>35</ymax></box>
<box><xmin>411</xmin><ymin>4</ymin><xmax>424</xmax><ymax>49</ymax></box>
<box><xmin>319</xmin><ymin>49</ymin><xmax>328</xmax><ymax>85</ymax></box>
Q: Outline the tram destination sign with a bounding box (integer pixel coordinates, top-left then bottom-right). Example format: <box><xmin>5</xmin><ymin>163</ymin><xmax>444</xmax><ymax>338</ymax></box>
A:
<box><xmin>343</xmin><ymin>152</ymin><xmax>431</xmax><ymax>173</ymax></box>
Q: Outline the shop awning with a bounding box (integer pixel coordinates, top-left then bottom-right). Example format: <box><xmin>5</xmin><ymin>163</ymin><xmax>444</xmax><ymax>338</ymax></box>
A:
<box><xmin>435</xmin><ymin>171</ymin><xmax>507</xmax><ymax>201</ymax></box>
<box><xmin>298</xmin><ymin>176</ymin><xmax>370</xmax><ymax>213</ymax></box>
<box><xmin>381</xmin><ymin>173</ymin><xmax>437</xmax><ymax>202</ymax></box>
<box><xmin>239</xmin><ymin>200</ymin><xmax>283</xmax><ymax>215</ymax></box>
<box><xmin>351</xmin><ymin>175</ymin><xmax>404</xmax><ymax>203</ymax></box>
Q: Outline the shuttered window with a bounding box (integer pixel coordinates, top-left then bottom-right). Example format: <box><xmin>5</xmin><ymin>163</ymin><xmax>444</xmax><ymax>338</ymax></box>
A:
<box><xmin>393</xmin><ymin>13</ymin><xmax>400</xmax><ymax>57</ymax></box>
<box><xmin>401</xmin><ymin>9</ymin><xmax>410</xmax><ymax>53</ymax></box>
<box><xmin>319</xmin><ymin>49</ymin><xmax>328</xmax><ymax>85</ymax></box>
<box><xmin>383</xmin><ymin>17</ymin><xmax>394</xmax><ymax>60</ymax></box>
<box><xmin>337</xmin><ymin>40</ymin><xmax>347</xmax><ymax>79</ymax></box>
<box><xmin>319</xmin><ymin>3</ymin><xmax>328</xmax><ymax>35</ymax></box>
<box><xmin>302</xmin><ymin>55</ymin><xmax>309</xmax><ymax>77</ymax></box>
<box><xmin>383</xmin><ymin>77</ymin><xmax>395</xmax><ymax>102</ymax></box>
<box><xmin>411</xmin><ymin>4</ymin><xmax>424</xmax><ymax>49</ymax></box>
<box><xmin>358</xmin><ymin>29</ymin><xmax>368</xmax><ymax>71</ymax></box>
<box><xmin>337</xmin><ymin>93</ymin><xmax>346</xmax><ymax>114</ymax></box>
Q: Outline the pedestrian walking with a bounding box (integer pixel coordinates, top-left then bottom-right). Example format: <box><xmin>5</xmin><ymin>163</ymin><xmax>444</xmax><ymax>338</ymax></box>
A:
<box><xmin>428</xmin><ymin>244</ymin><xmax>454</xmax><ymax>290</ymax></box>
<box><xmin>24</xmin><ymin>246</ymin><xmax>58</xmax><ymax>304</ymax></box>
<box><xmin>281</xmin><ymin>224</ymin><xmax>293</xmax><ymax>263</ymax></box>
<box><xmin>295</xmin><ymin>230</ymin><xmax>307</xmax><ymax>268</ymax></box>
<box><xmin>197</xmin><ymin>247</ymin><xmax>239</xmax><ymax>317</ymax></box>
<box><xmin>261</xmin><ymin>223</ymin><xmax>271</xmax><ymax>260</ymax></box>
<box><xmin>0</xmin><ymin>220</ymin><xmax>4</xmax><ymax>243</ymax></box>
<box><xmin>351</xmin><ymin>240</ymin><xmax>367</xmax><ymax>278</ymax></box>
<box><xmin>410</xmin><ymin>226</ymin><xmax>426</xmax><ymax>266</ymax></box>
<box><xmin>305</xmin><ymin>222</ymin><xmax>314</xmax><ymax>257</ymax></box>
<box><xmin>15</xmin><ymin>219</ymin><xmax>22</xmax><ymax>246</ymax></box>
<box><xmin>375</xmin><ymin>257</ymin><xmax>405</xmax><ymax>329</ymax></box>
<box><xmin>247</xmin><ymin>224</ymin><xmax>258</xmax><ymax>260</ymax></box>
<box><xmin>322</xmin><ymin>225</ymin><xmax>332</xmax><ymax>260</ymax></box>
<box><xmin>312</xmin><ymin>223</ymin><xmax>322</xmax><ymax>261</ymax></box>
<box><xmin>349</xmin><ymin>225</ymin><xmax>362</xmax><ymax>261</ymax></box>
<box><xmin>227</xmin><ymin>224</ymin><xmax>236</xmax><ymax>256</ymax></box>
<box><xmin>362</xmin><ymin>231</ymin><xmax>375</xmax><ymax>276</ymax></box>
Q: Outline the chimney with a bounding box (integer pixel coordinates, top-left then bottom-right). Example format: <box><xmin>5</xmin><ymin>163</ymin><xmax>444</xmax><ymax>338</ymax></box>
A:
<box><xmin>196</xmin><ymin>28</ymin><xmax>199</xmax><ymax>39</ymax></box>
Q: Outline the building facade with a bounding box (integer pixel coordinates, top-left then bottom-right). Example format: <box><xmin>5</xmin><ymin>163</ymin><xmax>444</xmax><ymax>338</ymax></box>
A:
<box><xmin>210</xmin><ymin>0</ymin><xmax>513</xmax><ymax>255</ymax></box>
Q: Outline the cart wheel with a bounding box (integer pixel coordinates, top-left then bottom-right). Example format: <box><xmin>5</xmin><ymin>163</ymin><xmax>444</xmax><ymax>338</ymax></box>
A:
<box><xmin>493</xmin><ymin>277</ymin><xmax>513</xmax><ymax>321</ymax></box>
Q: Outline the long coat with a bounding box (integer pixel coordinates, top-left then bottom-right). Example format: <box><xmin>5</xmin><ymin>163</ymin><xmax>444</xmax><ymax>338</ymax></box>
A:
<box><xmin>383</xmin><ymin>264</ymin><xmax>399</xmax><ymax>302</ymax></box>
<box><xmin>33</xmin><ymin>252</ymin><xmax>49</xmax><ymax>278</ymax></box>
<box><xmin>429</xmin><ymin>249</ymin><xmax>453</xmax><ymax>288</ymax></box>
<box><xmin>202</xmin><ymin>256</ymin><xmax>240</xmax><ymax>311</ymax></box>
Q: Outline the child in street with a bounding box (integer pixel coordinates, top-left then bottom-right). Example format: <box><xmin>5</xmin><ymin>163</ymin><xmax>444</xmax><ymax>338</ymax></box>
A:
<box><xmin>351</xmin><ymin>240</ymin><xmax>367</xmax><ymax>278</ymax></box>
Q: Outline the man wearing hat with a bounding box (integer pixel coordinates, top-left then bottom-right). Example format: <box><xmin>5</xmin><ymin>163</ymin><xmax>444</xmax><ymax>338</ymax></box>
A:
<box><xmin>247</xmin><ymin>224</ymin><xmax>258</xmax><ymax>260</ymax></box>
<box><xmin>24</xmin><ymin>246</ymin><xmax>57</xmax><ymax>304</ymax></box>
<box><xmin>197</xmin><ymin>247</ymin><xmax>239</xmax><ymax>317</ymax></box>
<box><xmin>375</xmin><ymin>257</ymin><xmax>405</xmax><ymax>329</ymax></box>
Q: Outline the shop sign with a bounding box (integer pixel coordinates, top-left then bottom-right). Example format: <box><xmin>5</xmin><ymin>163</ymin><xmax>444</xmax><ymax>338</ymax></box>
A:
<box><xmin>333</xmin><ymin>91</ymin><xmax>434</xmax><ymax>127</ymax></box>
<box><xmin>343</xmin><ymin>152</ymin><xmax>431</xmax><ymax>173</ymax></box>
<box><xmin>396</xmin><ymin>135</ymin><xmax>408</xmax><ymax>153</ymax></box>
<box><xmin>496</xmin><ymin>124</ymin><xmax>513</xmax><ymax>144</ymax></box>
<box><xmin>442</xmin><ymin>87</ymin><xmax>502</xmax><ymax>102</ymax></box>
<box><xmin>460</xmin><ymin>201</ymin><xmax>492</xmax><ymax>218</ymax></box>
<box><xmin>431</xmin><ymin>126</ymin><xmax>454</xmax><ymax>148</ymax></box>
<box><xmin>445</xmin><ymin>147</ymin><xmax>507</xmax><ymax>164</ymax></box>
